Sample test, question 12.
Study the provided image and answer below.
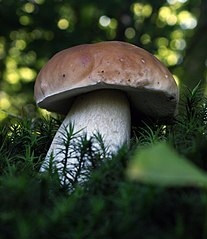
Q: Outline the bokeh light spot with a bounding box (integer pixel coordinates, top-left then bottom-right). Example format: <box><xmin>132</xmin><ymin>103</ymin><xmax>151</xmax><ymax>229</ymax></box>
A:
<box><xmin>57</xmin><ymin>19</ymin><xmax>70</xmax><ymax>30</ymax></box>
<box><xmin>125</xmin><ymin>27</ymin><xmax>136</xmax><ymax>39</ymax></box>
<box><xmin>19</xmin><ymin>15</ymin><xmax>31</xmax><ymax>26</ymax></box>
<box><xmin>133</xmin><ymin>3</ymin><xmax>152</xmax><ymax>18</ymax></box>
<box><xmin>15</xmin><ymin>39</ymin><xmax>27</xmax><ymax>50</ymax></box>
<box><xmin>23</xmin><ymin>3</ymin><xmax>35</xmax><ymax>13</ymax></box>
<box><xmin>0</xmin><ymin>92</ymin><xmax>11</xmax><ymax>110</ymax></box>
<box><xmin>19</xmin><ymin>68</ymin><xmax>36</xmax><ymax>82</ymax></box>
<box><xmin>7</xmin><ymin>71</ymin><xmax>20</xmax><ymax>84</ymax></box>
<box><xmin>170</xmin><ymin>39</ymin><xmax>186</xmax><ymax>50</ymax></box>
<box><xmin>159</xmin><ymin>6</ymin><xmax>177</xmax><ymax>26</ymax></box>
<box><xmin>109</xmin><ymin>18</ymin><xmax>117</xmax><ymax>29</ymax></box>
<box><xmin>34</xmin><ymin>0</ymin><xmax>45</xmax><ymax>4</ymax></box>
<box><xmin>167</xmin><ymin>53</ymin><xmax>179</xmax><ymax>65</ymax></box>
<box><xmin>178</xmin><ymin>11</ymin><xmax>197</xmax><ymax>29</ymax></box>
<box><xmin>99</xmin><ymin>15</ymin><xmax>111</xmax><ymax>27</ymax></box>
<box><xmin>140</xmin><ymin>34</ymin><xmax>151</xmax><ymax>45</ymax></box>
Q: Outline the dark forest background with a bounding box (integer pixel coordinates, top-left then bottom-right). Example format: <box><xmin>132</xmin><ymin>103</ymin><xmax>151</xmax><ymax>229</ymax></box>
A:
<box><xmin>0</xmin><ymin>0</ymin><xmax>207</xmax><ymax>119</ymax></box>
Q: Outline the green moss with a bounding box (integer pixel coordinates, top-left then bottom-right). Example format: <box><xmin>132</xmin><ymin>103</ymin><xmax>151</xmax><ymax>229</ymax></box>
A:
<box><xmin>1</xmin><ymin>86</ymin><xmax>207</xmax><ymax>238</ymax></box>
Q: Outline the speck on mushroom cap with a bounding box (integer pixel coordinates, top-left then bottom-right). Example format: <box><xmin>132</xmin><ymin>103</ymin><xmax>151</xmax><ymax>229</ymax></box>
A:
<box><xmin>34</xmin><ymin>41</ymin><xmax>179</xmax><ymax>118</ymax></box>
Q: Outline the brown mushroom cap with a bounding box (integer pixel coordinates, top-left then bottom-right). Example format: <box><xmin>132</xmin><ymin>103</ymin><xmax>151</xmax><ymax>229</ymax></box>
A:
<box><xmin>34</xmin><ymin>41</ymin><xmax>179</xmax><ymax>118</ymax></box>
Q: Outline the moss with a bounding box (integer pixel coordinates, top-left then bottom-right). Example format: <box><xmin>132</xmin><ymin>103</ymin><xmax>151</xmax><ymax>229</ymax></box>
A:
<box><xmin>0</xmin><ymin>85</ymin><xmax>207</xmax><ymax>238</ymax></box>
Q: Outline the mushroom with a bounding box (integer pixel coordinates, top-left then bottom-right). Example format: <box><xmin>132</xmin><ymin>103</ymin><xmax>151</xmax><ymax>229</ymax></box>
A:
<box><xmin>34</xmin><ymin>41</ymin><xmax>179</xmax><ymax>180</ymax></box>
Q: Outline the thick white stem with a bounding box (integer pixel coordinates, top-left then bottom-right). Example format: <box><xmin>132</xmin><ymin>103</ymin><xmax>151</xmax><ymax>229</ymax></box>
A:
<box><xmin>40</xmin><ymin>89</ymin><xmax>131</xmax><ymax>180</ymax></box>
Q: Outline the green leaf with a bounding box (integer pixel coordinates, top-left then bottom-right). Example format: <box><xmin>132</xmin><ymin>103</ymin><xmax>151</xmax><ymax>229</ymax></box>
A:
<box><xmin>127</xmin><ymin>142</ymin><xmax>207</xmax><ymax>187</ymax></box>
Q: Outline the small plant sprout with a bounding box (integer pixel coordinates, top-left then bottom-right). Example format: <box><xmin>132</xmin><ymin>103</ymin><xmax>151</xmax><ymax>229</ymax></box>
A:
<box><xmin>34</xmin><ymin>41</ymin><xmax>179</xmax><ymax>182</ymax></box>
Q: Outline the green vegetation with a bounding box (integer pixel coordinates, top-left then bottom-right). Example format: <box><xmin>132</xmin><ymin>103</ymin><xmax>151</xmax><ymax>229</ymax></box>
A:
<box><xmin>1</xmin><ymin>85</ymin><xmax>207</xmax><ymax>239</ymax></box>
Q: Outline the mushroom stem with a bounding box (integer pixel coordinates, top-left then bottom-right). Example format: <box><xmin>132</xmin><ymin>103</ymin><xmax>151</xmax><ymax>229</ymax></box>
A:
<box><xmin>40</xmin><ymin>89</ymin><xmax>131</xmax><ymax>180</ymax></box>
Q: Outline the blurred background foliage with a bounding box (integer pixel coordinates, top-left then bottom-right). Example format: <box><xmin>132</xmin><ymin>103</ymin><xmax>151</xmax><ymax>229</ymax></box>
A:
<box><xmin>0</xmin><ymin>0</ymin><xmax>207</xmax><ymax>120</ymax></box>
